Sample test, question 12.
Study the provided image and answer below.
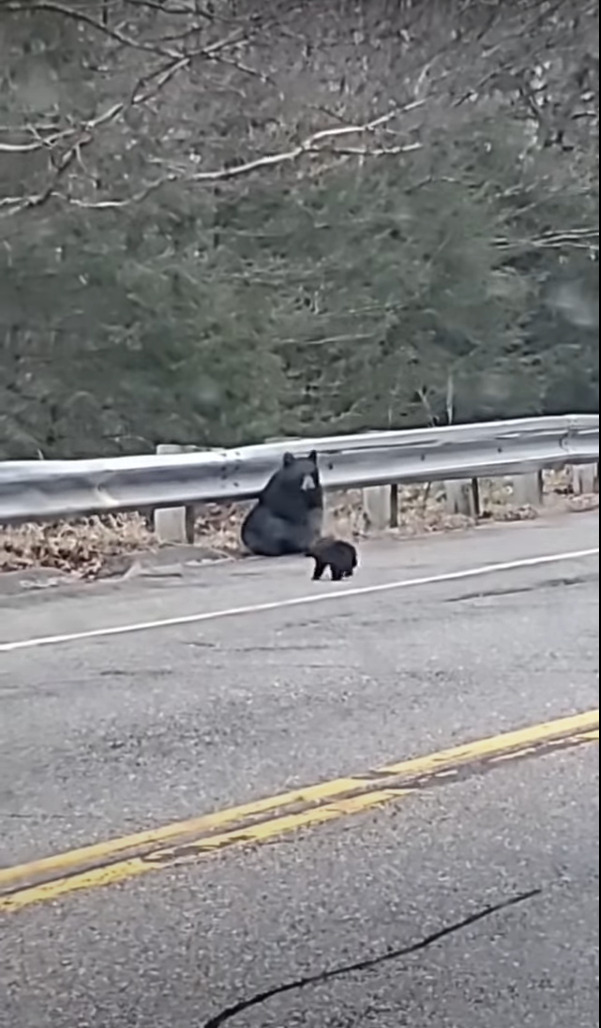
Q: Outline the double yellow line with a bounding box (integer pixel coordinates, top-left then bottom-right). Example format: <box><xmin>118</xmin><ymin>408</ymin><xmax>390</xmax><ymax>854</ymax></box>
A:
<box><xmin>1</xmin><ymin>708</ymin><xmax>598</xmax><ymax>915</ymax></box>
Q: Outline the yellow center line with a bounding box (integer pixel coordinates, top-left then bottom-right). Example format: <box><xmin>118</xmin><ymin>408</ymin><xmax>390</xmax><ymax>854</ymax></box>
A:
<box><xmin>1</xmin><ymin>708</ymin><xmax>598</xmax><ymax>915</ymax></box>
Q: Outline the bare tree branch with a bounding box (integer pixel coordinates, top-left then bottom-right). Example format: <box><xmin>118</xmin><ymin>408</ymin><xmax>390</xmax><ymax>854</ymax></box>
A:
<box><xmin>494</xmin><ymin>228</ymin><xmax>599</xmax><ymax>251</ymax></box>
<box><xmin>0</xmin><ymin>0</ymin><xmax>278</xmax><ymax>192</ymax></box>
<box><xmin>1</xmin><ymin>103</ymin><xmax>426</xmax><ymax>215</ymax></box>
<box><xmin>0</xmin><ymin>101</ymin><xmax>125</xmax><ymax>155</ymax></box>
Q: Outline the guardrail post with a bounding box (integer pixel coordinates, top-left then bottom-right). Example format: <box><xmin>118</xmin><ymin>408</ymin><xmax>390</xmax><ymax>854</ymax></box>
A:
<box><xmin>572</xmin><ymin>463</ymin><xmax>599</xmax><ymax>495</ymax></box>
<box><xmin>390</xmin><ymin>484</ymin><xmax>399</xmax><ymax>528</ymax></box>
<box><xmin>444</xmin><ymin>479</ymin><xmax>479</xmax><ymax>518</ymax></box>
<box><xmin>153</xmin><ymin>445</ymin><xmax>196</xmax><ymax>545</ymax></box>
<box><xmin>511</xmin><ymin>471</ymin><xmax>543</xmax><ymax>507</ymax></box>
<box><xmin>362</xmin><ymin>485</ymin><xmax>394</xmax><ymax>530</ymax></box>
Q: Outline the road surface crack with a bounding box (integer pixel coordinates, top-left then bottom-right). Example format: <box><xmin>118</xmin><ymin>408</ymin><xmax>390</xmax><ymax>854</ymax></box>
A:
<box><xmin>202</xmin><ymin>887</ymin><xmax>541</xmax><ymax>1027</ymax></box>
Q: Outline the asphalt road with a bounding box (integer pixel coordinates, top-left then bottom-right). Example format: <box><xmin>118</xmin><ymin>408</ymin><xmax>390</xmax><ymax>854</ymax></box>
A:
<box><xmin>1</xmin><ymin>512</ymin><xmax>599</xmax><ymax>1027</ymax></box>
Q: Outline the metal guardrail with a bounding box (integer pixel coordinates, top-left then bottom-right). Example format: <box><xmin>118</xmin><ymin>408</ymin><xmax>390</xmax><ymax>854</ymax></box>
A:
<box><xmin>0</xmin><ymin>415</ymin><xmax>598</xmax><ymax>524</ymax></box>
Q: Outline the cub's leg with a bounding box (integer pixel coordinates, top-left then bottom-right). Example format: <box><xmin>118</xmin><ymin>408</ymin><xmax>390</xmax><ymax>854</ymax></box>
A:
<box><xmin>312</xmin><ymin>559</ymin><xmax>326</xmax><ymax>581</ymax></box>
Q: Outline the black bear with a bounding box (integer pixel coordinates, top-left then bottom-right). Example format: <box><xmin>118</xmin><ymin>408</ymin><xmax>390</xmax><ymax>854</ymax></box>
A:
<box><xmin>241</xmin><ymin>450</ymin><xmax>324</xmax><ymax>557</ymax></box>
<box><xmin>307</xmin><ymin>536</ymin><xmax>358</xmax><ymax>581</ymax></box>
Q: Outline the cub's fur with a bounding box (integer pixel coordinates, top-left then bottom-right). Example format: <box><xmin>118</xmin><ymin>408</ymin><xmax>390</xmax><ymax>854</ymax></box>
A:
<box><xmin>307</xmin><ymin>536</ymin><xmax>358</xmax><ymax>582</ymax></box>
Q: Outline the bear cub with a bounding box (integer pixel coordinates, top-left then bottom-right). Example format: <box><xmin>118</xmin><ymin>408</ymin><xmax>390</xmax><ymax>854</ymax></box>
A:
<box><xmin>307</xmin><ymin>536</ymin><xmax>358</xmax><ymax>582</ymax></box>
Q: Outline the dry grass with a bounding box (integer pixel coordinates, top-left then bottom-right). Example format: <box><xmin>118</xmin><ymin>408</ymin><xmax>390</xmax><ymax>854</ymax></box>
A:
<box><xmin>0</xmin><ymin>467</ymin><xmax>597</xmax><ymax>579</ymax></box>
<box><xmin>0</xmin><ymin>514</ymin><xmax>155</xmax><ymax>578</ymax></box>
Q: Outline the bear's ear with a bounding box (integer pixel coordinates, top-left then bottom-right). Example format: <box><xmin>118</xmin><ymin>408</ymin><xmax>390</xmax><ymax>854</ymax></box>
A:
<box><xmin>282</xmin><ymin>451</ymin><xmax>295</xmax><ymax>467</ymax></box>
<box><xmin>308</xmin><ymin>449</ymin><xmax>318</xmax><ymax>463</ymax></box>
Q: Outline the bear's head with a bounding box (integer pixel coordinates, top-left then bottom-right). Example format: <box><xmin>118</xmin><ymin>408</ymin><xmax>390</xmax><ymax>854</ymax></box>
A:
<box><xmin>281</xmin><ymin>449</ymin><xmax>320</xmax><ymax>494</ymax></box>
<box><xmin>259</xmin><ymin>449</ymin><xmax>323</xmax><ymax>522</ymax></box>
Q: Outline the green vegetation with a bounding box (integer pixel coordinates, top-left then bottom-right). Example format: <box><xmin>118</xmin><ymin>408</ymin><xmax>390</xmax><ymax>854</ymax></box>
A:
<box><xmin>0</xmin><ymin>0</ymin><xmax>598</xmax><ymax>457</ymax></box>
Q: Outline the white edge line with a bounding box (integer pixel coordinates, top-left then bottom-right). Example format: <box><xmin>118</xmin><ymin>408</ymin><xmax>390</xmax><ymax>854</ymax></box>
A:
<box><xmin>0</xmin><ymin>547</ymin><xmax>598</xmax><ymax>654</ymax></box>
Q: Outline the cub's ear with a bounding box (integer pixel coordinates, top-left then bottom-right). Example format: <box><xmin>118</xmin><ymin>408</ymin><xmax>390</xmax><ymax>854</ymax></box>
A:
<box><xmin>308</xmin><ymin>449</ymin><xmax>318</xmax><ymax>463</ymax></box>
<box><xmin>282</xmin><ymin>451</ymin><xmax>295</xmax><ymax>467</ymax></box>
